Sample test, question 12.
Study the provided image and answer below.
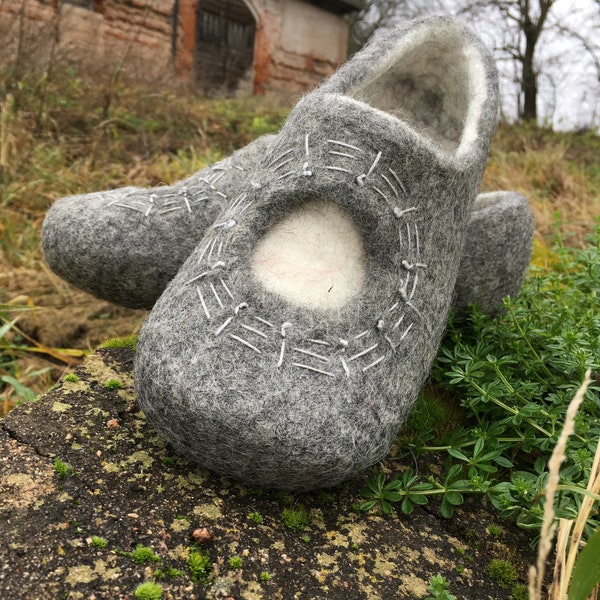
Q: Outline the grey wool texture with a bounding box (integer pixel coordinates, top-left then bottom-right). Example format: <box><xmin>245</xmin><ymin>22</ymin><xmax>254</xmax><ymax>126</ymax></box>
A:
<box><xmin>454</xmin><ymin>191</ymin><xmax>534</xmax><ymax>315</ymax></box>
<box><xmin>41</xmin><ymin>135</ymin><xmax>274</xmax><ymax>309</ymax></box>
<box><xmin>134</xmin><ymin>15</ymin><xmax>500</xmax><ymax>491</ymax></box>
<box><xmin>42</xmin><ymin>125</ymin><xmax>532</xmax><ymax>313</ymax></box>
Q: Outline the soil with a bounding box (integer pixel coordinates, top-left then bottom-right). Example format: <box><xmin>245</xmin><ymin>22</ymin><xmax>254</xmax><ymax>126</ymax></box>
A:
<box><xmin>0</xmin><ymin>346</ymin><xmax>539</xmax><ymax>600</ymax></box>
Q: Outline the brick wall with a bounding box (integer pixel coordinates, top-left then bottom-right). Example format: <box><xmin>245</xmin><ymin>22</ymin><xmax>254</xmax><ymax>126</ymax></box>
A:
<box><xmin>0</xmin><ymin>0</ymin><xmax>353</xmax><ymax>97</ymax></box>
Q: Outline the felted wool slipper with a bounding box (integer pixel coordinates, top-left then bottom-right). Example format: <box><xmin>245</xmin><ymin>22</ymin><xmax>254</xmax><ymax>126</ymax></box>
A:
<box><xmin>453</xmin><ymin>191</ymin><xmax>534</xmax><ymax>315</ymax></box>
<box><xmin>42</xmin><ymin>123</ymin><xmax>531</xmax><ymax>313</ymax></box>
<box><xmin>134</xmin><ymin>15</ymin><xmax>499</xmax><ymax>491</ymax></box>
<box><xmin>41</xmin><ymin>135</ymin><xmax>273</xmax><ymax>309</ymax></box>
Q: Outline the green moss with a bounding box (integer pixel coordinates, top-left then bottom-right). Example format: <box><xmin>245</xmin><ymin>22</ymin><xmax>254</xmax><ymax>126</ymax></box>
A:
<box><xmin>248</xmin><ymin>511</ymin><xmax>263</xmax><ymax>524</ymax></box>
<box><xmin>134</xmin><ymin>582</ymin><xmax>162</xmax><ymax>600</ymax></box>
<box><xmin>260</xmin><ymin>571</ymin><xmax>271</xmax><ymax>582</ymax></box>
<box><xmin>510</xmin><ymin>583</ymin><xmax>529</xmax><ymax>600</ymax></box>
<box><xmin>316</xmin><ymin>491</ymin><xmax>335</xmax><ymax>505</ymax></box>
<box><xmin>402</xmin><ymin>386</ymin><xmax>462</xmax><ymax>444</ymax></box>
<box><xmin>281</xmin><ymin>504</ymin><xmax>310</xmax><ymax>531</ymax></box>
<box><xmin>63</xmin><ymin>373</ymin><xmax>79</xmax><ymax>383</ymax></box>
<box><xmin>153</xmin><ymin>567</ymin><xmax>183</xmax><ymax>580</ymax></box>
<box><xmin>53</xmin><ymin>458</ymin><xmax>72</xmax><ymax>477</ymax></box>
<box><xmin>91</xmin><ymin>536</ymin><xmax>107</xmax><ymax>548</ymax></box>
<box><xmin>188</xmin><ymin>548</ymin><xmax>211</xmax><ymax>583</ymax></box>
<box><xmin>228</xmin><ymin>556</ymin><xmax>242</xmax><ymax>569</ymax></box>
<box><xmin>127</xmin><ymin>544</ymin><xmax>161</xmax><ymax>564</ymax></box>
<box><xmin>487</xmin><ymin>559</ymin><xmax>518</xmax><ymax>589</ymax></box>
<box><xmin>99</xmin><ymin>335</ymin><xmax>139</xmax><ymax>351</ymax></box>
<box><xmin>104</xmin><ymin>379</ymin><xmax>123</xmax><ymax>390</ymax></box>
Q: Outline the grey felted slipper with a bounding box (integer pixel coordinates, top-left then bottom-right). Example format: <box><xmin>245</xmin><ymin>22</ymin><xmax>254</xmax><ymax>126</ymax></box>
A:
<box><xmin>134</xmin><ymin>15</ymin><xmax>500</xmax><ymax>491</ymax></box>
<box><xmin>41</xmin><ymin>135</ymin><xmax>274</xmax><ymax>309</ymax></box>
<box><xmin>454</xmin><ymin>191</ymin><xmax>534</xmax><ymax>315</ymax></box>
<box><xmin>42</xmin><ymin>125</ymin><xmax>532</xmax><ymax>313</ymax></box>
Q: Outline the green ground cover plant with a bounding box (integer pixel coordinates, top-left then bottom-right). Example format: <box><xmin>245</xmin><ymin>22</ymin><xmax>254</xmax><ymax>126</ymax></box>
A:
<box><xmin>426</xmin><ymin>574</ymin><xmax>456</xmax><ymax>600</ymax></box>
<box><xmin>360</xmin><ymin>223</ymin><xmax>600</xmax><ymax>538</ymax></box>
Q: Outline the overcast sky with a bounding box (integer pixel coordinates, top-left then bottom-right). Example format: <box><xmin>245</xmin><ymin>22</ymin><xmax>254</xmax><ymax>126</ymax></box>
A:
<box><xmin>494</xmin><ymin>0</ymin><xmax>600</xmax><ymax>130</ymax></box>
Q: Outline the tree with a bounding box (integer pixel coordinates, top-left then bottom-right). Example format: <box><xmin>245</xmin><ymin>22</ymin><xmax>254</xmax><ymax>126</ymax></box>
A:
<box><xmin>459</xmin><ymin>0</ymin><xmax>555</xmax><ymax>122</ymax></box>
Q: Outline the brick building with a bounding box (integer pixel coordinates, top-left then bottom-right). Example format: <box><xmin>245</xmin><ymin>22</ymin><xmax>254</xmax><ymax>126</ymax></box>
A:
<box><xmin>0</xmin><ymin>0</ymin><xmax>362</xmax><ymax>97</ymax></box>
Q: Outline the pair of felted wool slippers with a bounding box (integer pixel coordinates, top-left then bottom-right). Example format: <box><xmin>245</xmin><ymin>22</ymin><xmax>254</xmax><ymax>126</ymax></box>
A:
<box><xmin>43</xmin><ymin>15</ymin><xmax>534</xmax><ymax>492</ymax></box>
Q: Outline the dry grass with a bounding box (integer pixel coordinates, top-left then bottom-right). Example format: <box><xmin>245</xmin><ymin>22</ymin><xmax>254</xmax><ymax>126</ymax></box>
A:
<box><xmin>484</xmin><ymin>123</ymin><xmax>599</xmax><ymax>248</ymax></box>
<box><xmin>529</xmin><ymin>370</ymin><xmax>599</xmax><ymax>600</ymax></box>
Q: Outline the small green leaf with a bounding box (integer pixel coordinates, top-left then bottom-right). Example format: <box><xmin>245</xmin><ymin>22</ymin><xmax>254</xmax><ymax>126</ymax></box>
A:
<box><xmin>446</xmin><ymin>463</ymin><xmax>463</xmax><ymax>481</ymax></box>
<box><xmin>384</xmin><ymin>491</ymin><xmax>402</xmax><ymax>503</ymax></box>
<box><xmin>495</xmin><ymin>456</ymin><xmax>514</xmax><ymax>468</ymax></box>
<box><xmin>401</xmin><ymin>497</ymin><xmax>413</xmax><ymax>515</ymax></box>
<box><xmin>451</xmin><ymin>479</ymin><xmax>472</xmax><ymax>491</ymax></box>
<box><xmin>474</xmin><ymin>437</ymin><xmax>485</xmax><ymax>456</ymax></box>
<box><xmin>477</xmin><ymin>463</ymin><xmax>499</xmax><ymax>473</ymax></box>
<box><xmin>440</xmin><ymin>498</ymin><xmax>454</xmax><ymax>519</ymax></box>
<box><xmin>444</xmin><ymin>491</ymin><xmax>464</xmax><ymax>506</ymax></box>
<box><xmin>408</xmin><ymin>493</ymin><xmax>429</xmax><ymax>505</ymax></box>
<box><xmin>448</xmin><ymin>448</ymin><xmax>469</xmax><ymax>462</ymax></box>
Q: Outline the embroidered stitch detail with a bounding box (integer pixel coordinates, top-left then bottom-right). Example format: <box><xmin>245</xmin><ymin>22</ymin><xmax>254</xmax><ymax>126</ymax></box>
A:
<box><xmin>292</xmin><ymin>363</ymin><xmax>335</xmax><ymax>377</ymax></box>
<box><xmin>197</xmin><ymin>287</ymin><xmax>211</xmax><ymax>320</ymax></box>
<box><xmin>292</xmin><ymin>347</ymin><xmax>330</xmax><ymax>363</ymax></box>
<box><xmin>267</xmin><ymin>148</ymin><xmax>293</xmax><ymax>169</ymax></box>
<box><xmin>229</xmin><ymin>333</ymin><xmax>262</xmax><ymax>354</ymax></box>
<box><xmin>362</xmin><ymin>355</ymin><xmax>386</xmax><ymax>372</ymax></box>
<box><xmin>356</xmin><ymin>151</ymin><xmax>382</xmax><ymax>186</ymax></box>
<box><xmin>191</xmin><ymin>135</ymin><xmax>428</xmax><ymax>377</ymax></box>
<box><xmin>348</xmin><ymin>343</ymin><xmax>379</xmax><ymax>362</ymax></box>
<box><xmin>215</xmin><ymin>316</ymin><xmax>234</xmax><ymax>336</ymax></box>
<box><xmin>254</xmin><ymin>316</ymin><xmax>274</xmax><ymax>328</ymax></box>
<box><xmin>340</xmin><ymin>357</ymin><xmax>351</xmax><ymax>377</ymax></box>
<box><xmin>241</xmin><ymin>324</ymin><xmax>268</xmax><ymax>339</ymax></box>
<box><xmin>327</xmin><ymin>139</ymin><xmax>364</xmax><ymax>153</ymax></box>
<box><xmin>210</xmin><ymin>282</ymin><xmax>224</xmax><ymax>309</ymax></box>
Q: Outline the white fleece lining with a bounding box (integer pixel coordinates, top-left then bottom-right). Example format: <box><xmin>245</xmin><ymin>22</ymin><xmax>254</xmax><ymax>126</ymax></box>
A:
<box><xmin>350</xmin><ymin>21</ymin><xmax>488</xmax><ymax>157</ymax></box>
<box><xmin>251</xmin><ymin>202</ymin><xmax>366</xmax><ymax>311</ymax></box>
